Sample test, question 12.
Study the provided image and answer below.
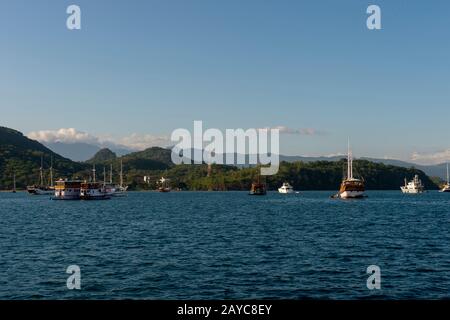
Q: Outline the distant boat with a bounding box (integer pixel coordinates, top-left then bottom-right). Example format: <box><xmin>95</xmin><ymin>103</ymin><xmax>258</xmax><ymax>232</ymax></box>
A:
<box><xmin>440</xmin><ymin>163</ymin><xmax>450</xmax><ymax>193</ymax></box>
<box><xmin>401</xmin><ymin>175</ymin><xmax>425</xmax><ymax>194</ymax></box>
<box><xmin>278</xmin><ymin>182</ymin><xmax>294</xmax><ymax>194</ymax></box>
<box><xmin>104</xmin><ymin>161</ymin><xmax>128</xmax><ymax>197</ymax></box>
<box><xmin>249</xmin><ymin>171</ymin><xmax>266</xmax><ymax>196</ymax></box>
<box><xmin>335</xmin><ymin>140</ymin><xmax>365</xmax><ymax>199</ymax></box>
<box><xmin>27</xmin><ymin>156</ymin><xmax>54</xmax><ymax>195</ymax></box>
<box><xmin>80</xmin><ymin>182</ymin><xmax>110</xmax><ymax>200</ymax></box>
<box><xmin>52</xmin><ymin>179</ymin><xmax>82</xmax><ymax>200</ymax></box>
<box><xmin>158</xmin><ymin>177</ymin><xmax>171</xmax><ymax>192</ymax></box>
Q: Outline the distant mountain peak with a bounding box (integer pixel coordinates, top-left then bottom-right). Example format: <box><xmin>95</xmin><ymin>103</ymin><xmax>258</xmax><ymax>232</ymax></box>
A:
<box><xmin>87</xmin><ymin>148</ymin><xmax>117</xmax><ymax>164</ymax></box>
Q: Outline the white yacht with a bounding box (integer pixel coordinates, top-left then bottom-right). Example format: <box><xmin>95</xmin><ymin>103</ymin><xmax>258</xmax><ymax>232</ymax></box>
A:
<box><xmin>278</xmin><ymin>182</ymin><xmax>294</xmax><ymax>194</ymax></box>
<box><xmin>401</xmin><ymin>175</ymin><xmax>425</xmax><ymax>194</ymax></box>
<box><xmin>440</xmin><ymin>163</ymin><xmax>450</xmax><ymax>193</ymax></box>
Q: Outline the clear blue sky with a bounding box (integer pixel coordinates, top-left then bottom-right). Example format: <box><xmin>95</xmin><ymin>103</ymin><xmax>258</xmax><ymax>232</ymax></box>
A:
<box><xmin>1</xmin><ymin>0</ymin><xmax>449</xmax><ymax>163</ymax></box>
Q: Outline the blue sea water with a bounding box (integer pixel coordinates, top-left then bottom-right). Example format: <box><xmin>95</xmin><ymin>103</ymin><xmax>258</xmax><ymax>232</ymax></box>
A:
<box><xmin>0</xmin><ymin>190</ymin><xmax>450</xmax><ymax>300</ymax></box>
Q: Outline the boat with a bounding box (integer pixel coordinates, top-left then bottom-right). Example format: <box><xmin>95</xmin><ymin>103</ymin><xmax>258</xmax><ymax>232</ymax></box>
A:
<box><xmin>53</xmin><ymin>179</ymin><xmax>82</xmax><ymax>200</ymax></box>
<box><xmin>440</xmin><ymin>163</ymin><xmax>450</xmax><ymax>193</ymax></box>
<box><xmin>104</xmin><ymin>161</ymin><xmax>128</xmax><ymax>197</ymax></box>
<box><xmin>335</xmin><ymin>141</ymin><xmax>365</xmax><ymax>199</ymax></box>
<box><xmin>249</xmin><ymin>171</ymin><xmax>267</xmax><ymax>195</ymax></box>
<box><xmin>27</xmin><ymin>156</ymin><xmax>54</xmax><ymax>195</ymax></box>
<box><xmin>401</xmin><ymin>175</ymin><xmax>425</xmax><ymax>194</ymax></box>
<box><xmin>158</xmin><ymin>177</ymin><xmax>171</xmax><ymax>192</ymax></box>
<box><xmin>80</xmin><ymin>182</ymin><xmax>110</xmax><ymax>200</ymax></box>
<box><xmin>278</xmin><ymin>182</ymin><xmax>294</xmax><ymax>194</ymax></box>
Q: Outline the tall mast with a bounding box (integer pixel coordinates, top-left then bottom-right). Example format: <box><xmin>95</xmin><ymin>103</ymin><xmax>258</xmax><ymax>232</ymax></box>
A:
<box><xmin>110</xmin><ymin>164</ymin><xmax>113</xmax><ymax>184</ymax></box>
<box><xmin>120</xmin><ymin>159</ymin><xmax>123</xmax><ymax>188</ymax></box>
<box><xmin>347</xmin><ymin>139</ymin><xmax>353</xmax><ymax>180</ymax></box>
<box><xmin>39</xmin><ymin>155</ymin><xmax>44</xmax><ymax>186</ymax></box>
<box><xmin>92</xmin><ymin>164</ymin><xmax>96</xmax><ymax>183</ymax></box>
<box><xmin>447</xmin><ymin>163</ymin><xmax>449</xmax><ymax>184</ymax></box>
<box><xmin>50</xmin><ymin>156</ymin><xmax>54</xmax><ymax>187</ymax></box>
<box><xmin>103</xmin><ymin>166</ymin><xmax>106</xmax><ymax>186</ymax></box>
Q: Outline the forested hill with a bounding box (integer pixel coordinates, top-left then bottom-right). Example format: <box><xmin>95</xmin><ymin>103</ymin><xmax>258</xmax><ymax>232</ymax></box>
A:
<box><xmin>0</xmin><ymin>126</ymin><xmax>88</xmax><ymax>189</ymax></box>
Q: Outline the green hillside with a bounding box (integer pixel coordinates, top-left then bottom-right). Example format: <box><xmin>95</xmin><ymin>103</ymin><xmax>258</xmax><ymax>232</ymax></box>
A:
<box><xmin>0</xmin><ymin>126</ymin><xmax>88</xmax><ymax>189</ymax></box>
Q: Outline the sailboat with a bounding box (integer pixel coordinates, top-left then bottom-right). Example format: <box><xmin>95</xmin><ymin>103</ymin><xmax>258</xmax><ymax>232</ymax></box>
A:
<box><xmin>158</xmin><ymin>177</ymin><xmax>171</xmax><ymax>192</ymax></box>
<box><xmin>440</xmin><ymin>163</ymin><xmax>450</xmax><ymax>193</ymax></box>
<box><xmin>249</xmin><ymin>168</ymin><xmax>267</xmax><ymax>195</ymax></box>
<box><xmin>104</xmin><ymin>160</ymin><xmax>128</xmax><ymax>196</ymax></box>
<box><xmin>335</xmin><ymin>140</ymin><xmax>365</xmax><ymax>199</ymax></box>
<box><xmin>26</xmin><ymin>156</ymin><xmax>54</xmax><ymax>195</ymax></box>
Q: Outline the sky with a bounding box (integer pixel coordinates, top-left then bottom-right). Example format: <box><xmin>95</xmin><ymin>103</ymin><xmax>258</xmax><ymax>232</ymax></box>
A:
<box><xmin>1</xmin><ymin>0</ymin><xmax>449</xmax><ymax>164</ymax></box>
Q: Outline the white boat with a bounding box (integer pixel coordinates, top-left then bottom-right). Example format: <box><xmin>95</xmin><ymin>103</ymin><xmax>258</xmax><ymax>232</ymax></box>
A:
<box><xmin>53</xmin><ymin>179</ymin><xmax>82</xmax><ymax>200</ymax></box>
<box><xmin>440</xmin><ymin>163</ymin><xmax>450</xmax><ymax>193</ymax></box>
<box><xmin>337</xmin><ymin>140</ymin><xmax>365</xmax><ymax>199</ymax></box>
<box><xmin>80</xmin><ymin>182</ymin><xmax>110</xmax><ymax>200</ymax></box>
<box><xmin>278</xmin><ymin>182</ymin><xmax>294</xmax><ymax>194</ymax></box>
<box><xmin>401</xmin><ymin>175</ymin><xmax>425</xmax><ymax>194</ymax></box>
<box><xmin>100</xmin><ymin>161</ymin><xmax>128</xmax><ymax>197</ymax></box>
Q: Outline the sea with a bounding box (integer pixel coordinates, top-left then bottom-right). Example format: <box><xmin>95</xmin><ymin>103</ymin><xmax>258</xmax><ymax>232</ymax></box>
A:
<box><xmin>1</xmin><ymin>190</ymin><xmax>450</xmax><ymax>300</ymax></box>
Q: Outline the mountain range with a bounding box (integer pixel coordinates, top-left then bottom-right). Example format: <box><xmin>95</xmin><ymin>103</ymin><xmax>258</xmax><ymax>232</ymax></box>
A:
<box><xmin>0</xmin><ymin>125</ymin><xmax>446</xmax><ymax>190</ymax></box>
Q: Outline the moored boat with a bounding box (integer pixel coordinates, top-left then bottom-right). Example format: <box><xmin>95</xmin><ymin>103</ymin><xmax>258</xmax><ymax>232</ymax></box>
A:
<box><xmin>278</xmin><ymin>182</ymin><xmax>294</xmax><ymax>194</ymax></box>
<box><xmin>401</xmin><ymin>175</ymin><xmax>425</xmax><ymax>194</ymax></box>
<box><xmin>27</xmin><ymin>156</ymin><xmax>54</xmax><ymax>195</ymax></box>
<box><xmin>335</xmin><ymin>140</ymin><xmax>366</xmax><ymax>199</ymax></box>
<box><xmin>158</xmin><ymin>177</ymin><xmax>171</xmax><ymax>192</ymax></box>
<box><xmin>440</xmin><ymin>163</ymin><xmax>450</xmax><ymax>193</ymax></box>
<box><xmin>53</xmin><ymin>179</ymin><xmax>82</xmax><ymax>200</ymax></box>
<box><xmin>80</xmin><ymin>182</ymin><xmax>110</xmax><ymax>200</ymax></box>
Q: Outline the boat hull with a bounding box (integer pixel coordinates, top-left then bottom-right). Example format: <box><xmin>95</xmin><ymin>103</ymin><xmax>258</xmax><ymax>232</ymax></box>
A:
<box><xmin>278</xmin><ymin>188</ymin><xmax>294</xmax><ymax>194</ymax></box>
<box><xmin>401</xmin><ymin>187</ymin><xmax>424</xmax><ymax>194</ymax></box>
<box><xmin>339</xmin><ymin>190</ymin><xmax>365</xmax><ymax>199</ymax></box>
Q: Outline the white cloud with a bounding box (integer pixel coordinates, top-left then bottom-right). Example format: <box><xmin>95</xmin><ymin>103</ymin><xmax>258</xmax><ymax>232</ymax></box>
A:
<box><xmin>411</xmin><ymin>149</ymin><xmax>450</xmax><ymax>165</ymax></box>
<box><xmin>258</xmin><ymin>126</ymin><xmax>325</xmax><ymax>135</ymax></box>
<box><xmin>28</xmin><ymin>128</ymin><xmax>170</xmax><ymax>151</ymax></box>
<box><xmin>28</xmin><ymin>128</ymin><xmax>99</xmax><ymax>145</ymax></box>
<box><xmin>117</xmin><ymin>133</ymin><xmax>171</xmax><ymax>150</ymax></box>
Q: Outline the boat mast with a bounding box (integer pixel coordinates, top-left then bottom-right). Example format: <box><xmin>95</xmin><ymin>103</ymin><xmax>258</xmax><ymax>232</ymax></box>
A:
<box><xmin>110</xmin><ymin>164</ymin><xmax>113</xmax><ymax>184</ymax></box>
<box><xmin>447</xmin><ymin>163</ymin><xmax>449</xmax><ymax>185</ymax></box>
<box><xmin>92</xmin><ymin>164</ymin><xmax>96</xmax><ymax>183</ymax></box>
<box><xmin>347</xmin><ymin>139</ymin><xmax>353</xmax><ymax>180</ymax></box>
<box><xmin>119</xmin><ymin>159</ymin><xmax>123</xmax><ymax>188</ymax></box>
<box><xmin>50</xmin><ymin>156</ymin><xmax>54</xmax><ymax>187</ymax></box>
<box><xmin>103</xmin><ymin>166</ymin><xmax>106</xmax><ymax>187</ymax></box>
<box><xmin>39</xmin><ymin>155</ymin><xmax>44</xmax><ymax>186</ymax></box>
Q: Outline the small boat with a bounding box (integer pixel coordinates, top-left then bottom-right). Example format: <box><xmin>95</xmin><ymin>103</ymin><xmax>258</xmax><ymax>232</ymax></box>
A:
<box><xmin>336</xmin><ymin>140</ymin><xmax>366</xmax><ymax>199</ymax></box>
<box><xmin>52</xmin><ymin>179</ymin><xmax>82</xmax><ymax>200</ymax></box>
<box><xmin>440</xmin><ymin>163</ymin><xmax>450</xmax><ymax>193</ymax></box>
<box><xmin>27</xmin><ymin>156</ymin><xmax>54</xmax><ymax>195</ymax></box>
<box><xmin>401</xmin><ymin>175</ymin><xmax>425</xmax><ymax>194</ymax></box>
<box><xmin>278</xmin><ymin>182</ymin><xmax>294</xmax><ymax>194</ymax></box>
<box><xmin>104</xmin><ymin>161</ymin><xmax>128</xmax><ymax>197</ymax></box>
<box><xmin>158</xmin><ymin>177</ymin><xmax>171</xmax><ymax>192</ymax></box>
<box><xmin>80</xmin><ymin>182</ymin><xmax>110</xmax><ymax>200</ymax></box>
<box><xmin>249</xmin><ymin>171</ymin><xmax>267</xmax><ymax>196</ymax></box>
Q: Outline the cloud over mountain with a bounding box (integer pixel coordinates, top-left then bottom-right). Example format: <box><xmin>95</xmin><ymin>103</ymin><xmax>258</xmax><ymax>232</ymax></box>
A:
<box><xmin>27</xmin><ymin>128</ymin><xmax>170</xmax><ymax>151</ymax></box>
<box><xmin>411</xmin><ymin>149</ymin><xmax>450</xmax><ymax>165</ymax></box>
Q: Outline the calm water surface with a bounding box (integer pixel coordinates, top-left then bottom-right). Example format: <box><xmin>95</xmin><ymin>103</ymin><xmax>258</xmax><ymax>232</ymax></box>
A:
<box><xmin>1</xmin><ymin>191</ymin><xmax>450</xmax><ymax>299</ymax></box>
